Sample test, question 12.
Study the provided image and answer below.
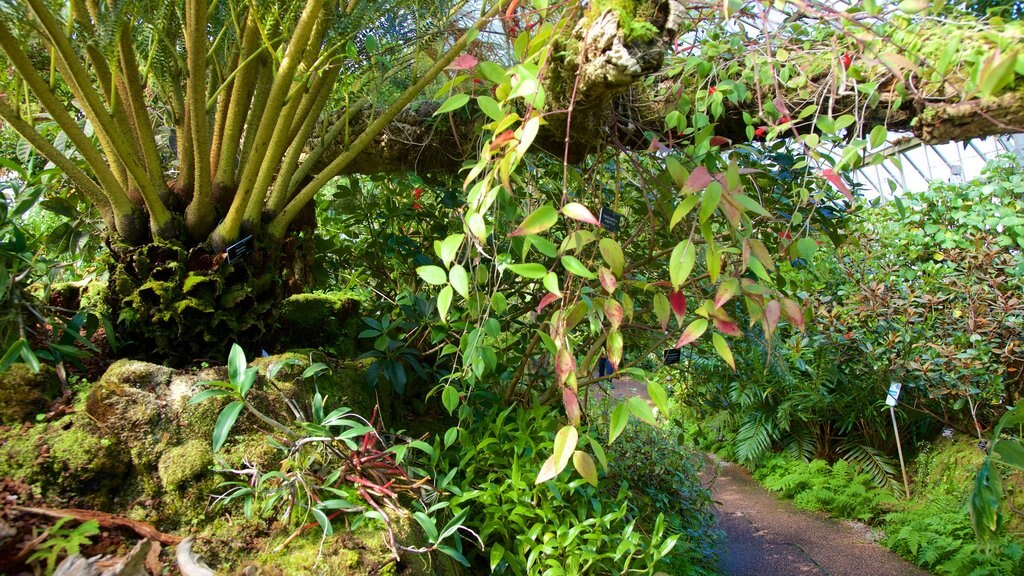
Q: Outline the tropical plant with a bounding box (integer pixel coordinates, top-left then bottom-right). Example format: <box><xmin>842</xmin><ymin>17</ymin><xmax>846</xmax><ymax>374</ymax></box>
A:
<box><xmin>26</xmin><ymin>517</ymin><xmax>100</xmax><ymax>575</ymax></box>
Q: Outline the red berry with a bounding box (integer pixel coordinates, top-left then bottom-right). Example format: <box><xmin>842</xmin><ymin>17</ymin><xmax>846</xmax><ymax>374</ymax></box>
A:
<box><xmin>842</xmin><ymin>54</ymin><xmax>852</xmax><ymax>70</ymax></box>
<box><xmin>779</xmin><ymin>230</ymin><xmax>792</xmax><ymax>240</ymax></box>
<box><xmin>708</xmin><ymin>86</ymin><xmax>717</xmax><ymax>95</ymax></box>
<box><xmin>778</xmin><ymin>116</ymin><xmax>790</xmax><ymax>125</ymax></box>
<box><xmin>754</xmin><ymin>126</ymin><xmax>767</xmax><ymax>139</ymax></box>
<box><xmin>413</xmin><ymin>187</ymin><xmax>423</xmax><ymax>199</ymax></box>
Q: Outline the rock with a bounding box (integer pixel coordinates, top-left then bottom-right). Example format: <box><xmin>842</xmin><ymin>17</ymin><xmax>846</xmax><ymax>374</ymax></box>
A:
<box><xmin>0</xmin><ymin>364</ymin><xmax>61</xmax><ymax>424</ymax></box>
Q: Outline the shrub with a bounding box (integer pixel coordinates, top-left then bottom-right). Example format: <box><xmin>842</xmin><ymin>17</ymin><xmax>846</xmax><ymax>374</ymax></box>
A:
<box><xmin>440</xmin><ymin>406</ymin><xmax>684</xmax><ymax>575</ymax></box>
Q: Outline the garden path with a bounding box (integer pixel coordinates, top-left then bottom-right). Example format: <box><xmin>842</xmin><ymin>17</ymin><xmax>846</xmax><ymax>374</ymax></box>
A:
<box><xmin>705</xmin><ymin>455</ymin><xmax>930</xmax><ymax>576</ymax></box>
<box><xmin>603</xmin><ymin>377</ymin><xmax>928</xmax><ymax>576</ymax></box>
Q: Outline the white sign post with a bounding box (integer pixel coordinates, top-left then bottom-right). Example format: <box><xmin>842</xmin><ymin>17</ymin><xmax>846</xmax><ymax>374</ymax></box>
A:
<box><xmin>886</xmin><ymin>382</ymin><xmax>911</xmax><ymax>498</ymax></box>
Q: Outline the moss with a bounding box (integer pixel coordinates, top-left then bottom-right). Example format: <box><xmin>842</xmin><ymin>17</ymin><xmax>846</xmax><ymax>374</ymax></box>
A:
<box><xmin>586</xmin><ymin>0</ymin><xmax>661</xmax><ymax>43</ymax></box>
<box><xmin>271</xmin><ymin>292</ymin><xmax>362</xmax><ymax>356</ymax></box>
<box><xmin>0</xmin><ymin>414</ymin><xmax>128</xmax><ymax>505</ymax></box>
<box><xmin>158</xmin><ymin>439</ymin><xmax>213</xmax><ymax>490</ymax></box>
<box><xmin>911</xmin><ymin>435</ymin><xmax>987</xmax><ymax>498</ymax></box>
<box><xmin>0</xmin><ymin>364</ymin><xmax>60</xmax><ymax>425</ymax></box>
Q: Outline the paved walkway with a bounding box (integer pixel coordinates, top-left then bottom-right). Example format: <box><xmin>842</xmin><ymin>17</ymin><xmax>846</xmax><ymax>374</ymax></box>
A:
<box><xmin>707</xmin><ymin>456</ymin><xmax>930</xmax><ymax>576</ymax></box>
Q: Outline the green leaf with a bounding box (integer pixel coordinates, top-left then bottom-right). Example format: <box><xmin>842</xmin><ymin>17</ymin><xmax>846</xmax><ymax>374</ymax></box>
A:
<box><xmin>213</xmin><ymin>400</ymin><xmax>245</xmax><ymax>452</ymax></box>
<box><xmin>227</xmin><ymin>343</ymin><xmax>247</xmax><ymax>387</ymax></box>
<box><xmin>610</xmin><ymin>402</ymin><xmax>629</xmax><ymax>443</ymax></box>
<box><xmin>543</xmin><ymin>272</ymin><xmax>561</xmax><ymax>296</ymax></box>
<box><xmin>476</xmin><ymin>95</ymin><xmax>503</xmax><ymax>121</ymax></box>
<box><xmin>561</xmin><ymin>255</ymin><xmax>596</xmax><ymax>279</ymax></box>
<box><xmin>311</xmin><ymin>507</ymin><xmax>334</xmax><ymax>536</ymax></box>
<box><xmin>897</xmin><ymin>0</ymin><xmax>929</xmax><ymax>14</ymax></box>
<box><xmin>508</xmin><ymin>263</ymin><xmax>547</xmax><ymax>279</ymax></box>
<box><xmin>994</xmin><ymin>439</ymin><xmax>1024</xmax><ymax>471</ymax></box>
<box><xmin>573</xmin><ymin>450</ymin><xmax>598</xmax><ymax>486</ymax></box>
<box><xmin>700</xmin><ymin>182</ymin><xmax>723</xmax><ymax>223</ymax></box>
<box><xmin>437</xmin><ymin>285</ymin><xmax>454</xmax><ymax>322</ymax></box>
<box><xmin>417</xmin><ymin>265</ymin><xmax>448</xmax><ymax>285</ymax></box>
<box><xmin>791</xmin><ymin>237</ymin><xmax>818</xmax><ymax>261</ymax></box>
<box><xmin>669</xmin><ymin>240</ymin><xmax>696</xmax><ymax>289</ymax></box>
<box><xmin>627</xmin><ymin>396</ymin><xmax>657</xmax><ymax>426</ymax></box>
<box><xmin>449</xmin><ymin>265</ymin><xmax>470</xmax><ymax>298</ymax></box>
<box><xmin>732</xmin><ymin>194</ymin><xmax>770</xmax><ymax>217</ymax></box>
<box><xmin>490</xmin><ymin>543</ymin><xmax>505</xmax><ymax>572</ymax></box>
<box><xmin>189</xmin><ymin>388</ymin><xmax>232</xmax><ymax>405</ymax></box>
<box><xmin>434</xmin><ymin>93</ymin><xmax>470</xmax><ymax>115</ymax></box>
<box><xmin>438</xmin><ymin>234</ymin><xmax>464</xmax><ymax>268</ymax></box>
<box><xmin>552</xmin><ymin>425</ymin><xmax>578</xmax><ymax>474</ymax></box>
<box><xmin>442</xmin><ymin>385</ymin><xmax>459</xmax><ymax>415</ymax></box>
<box><xmin>590</xmin><ymin>439</ymin><xmax>609</xmax><ymax>471</ymax></box>
<box><xmin>980</xmin><ymin>51</ymin><xmax>1019</xmax><ymax>97</ymax></box>
<box><xmin>413</xmin><ymin>511</ymin><xmax>439</xmax><ymax>544</ymax></box>
<box><xmin>511</xmin><ymin>204</ymin><xmax>558</xmax><ymax>236</ymax></box>
<box><xmin>869</xmin><ymin>125</ymin><xmax>888</xmax><ymax>148</ymax></box>
<box><xmin>670</xmin><ymin>195</ymin><xmax>701</xmax><ymax>230</ymax></box>
<box><xmin>599</xmin><ymin>238</ymin><xmax>624</xmax><ymax>276</ymax></box>
<box><xmin>647</xmin><ymin>380</ymin><xmax>669</xmax><ymax>415</ymax></box>
<box><xmin>712</xmin><ymin>333</ymin><xmax>736</xmax><ymax>371</ymax></box>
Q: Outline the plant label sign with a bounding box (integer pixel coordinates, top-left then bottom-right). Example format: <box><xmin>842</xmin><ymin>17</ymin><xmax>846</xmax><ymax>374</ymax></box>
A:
<box><xmin>885</xmin><ymin>381</ymin><xmax>902</xmax><ymax>407</ymax></box>
<box><xmin>663</xmin><ymin>348</ymin><xmax>681</xmax><ymax>365</ymax></box>
<box><xmin>599</xmin><ymin>206</ymin><xmax>622</xmax><ymax>232</ymax></box>
<box><xmin>226</xmin><ymin>235</ymin><xmax>254</xmax><ymax>263</ymax></box>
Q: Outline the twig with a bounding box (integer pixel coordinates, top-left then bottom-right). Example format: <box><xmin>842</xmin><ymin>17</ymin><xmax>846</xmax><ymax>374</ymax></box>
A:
<box><xmin>12</xmin><ymin>506</ymin><xmax>184</xmax><ymax>545</ymax></box>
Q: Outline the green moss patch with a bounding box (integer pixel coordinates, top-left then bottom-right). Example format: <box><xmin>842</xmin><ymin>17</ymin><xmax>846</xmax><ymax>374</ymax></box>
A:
<box><xmin>0</xmin><ymin>364</ymin><xmax>60</xmax><ymax>425</ymax></box>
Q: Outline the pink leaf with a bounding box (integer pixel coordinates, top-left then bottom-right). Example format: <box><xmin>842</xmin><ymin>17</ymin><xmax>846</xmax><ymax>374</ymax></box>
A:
<box><xmin>714</xmin><ymin>278</ymin><xmax>739</xmax><ymax>309</ymax></box>
<box><xmin>599</xmin><ymin>268</ymin><xmax>617</xmax><ymax>294</ymax></box>
<box><xmin>782</xmin><ymin>299</ymin><xmax>805</xmax><ymax>331</ymax></box>
<box><xmin>447</xmin><ymin>53</ymin><xmax>479</xmax><ymax>70</ymax></box>
<box><xmin>561</xmin><ymin>202</ymin><xmax>600</xmax><ymax>226</ymax></box>
<box><xmin>537</xmin><ymin>292</ymin><xmax>561</xmax><ymax>313</ymax></box>
<box><xmin>669</xmin><ymin>290</ymin><xmax>687</xmax><ymax>326</ymax></box>
<box><xmin>563</xmin><ymin>387</ymin><xmax>580</xmax><ymax>426</ymax></box>
<box><xmin>821</xmin><ymin>168</ymin><xmax>854</xmax><ymax>203</ymax></box>
<box><xmin>555</xmin><ymin>348</ymin><xmax>575</xmax><ymax>386</ymax></box>
<box><xmin>714</xmin><ymin>318</ymin><xmax>743</xmax><ymax>337</ymax></box>
<box><xmin>764</xmin><ymin>300</ymin><xmax>781</xmax><ymax>339</ymax></box>
<box><xmin>684</xmin><ymin>166</ymin><xmax>713</xmax><ymax>193</ymax></box>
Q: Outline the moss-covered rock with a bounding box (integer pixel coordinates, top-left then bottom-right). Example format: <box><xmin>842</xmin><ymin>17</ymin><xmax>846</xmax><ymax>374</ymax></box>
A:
<box><xmin>270</xmin><ymin>292</ymin><xmax>363</xmax><ymax>356</ymax></box>
<box><xmin>158</xmin><ymin>439</ymin><xmax>213</xmax><ymax>491</ymax></box>
<box><xmin>0</xmin><ymin>364</ymin><xmax>61</xmax><ymax>425</ymax></box>
<box><xmin>0</xmin><ymin>413</ymin><xmax>128</xmax><ymax>506</ymax></box>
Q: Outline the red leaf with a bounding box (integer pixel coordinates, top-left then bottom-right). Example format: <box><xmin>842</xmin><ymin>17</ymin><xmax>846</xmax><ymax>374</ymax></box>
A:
<box><xmin>714</xmin><ymin>318</ymin><xmax>743</xmax><ymax>337</ymax></box>
<box><xmin>821</xmin><ymin>168</ymin><xmax>854</xmax><ymax>203</ymax></box>
<box><xmin>563</xmin><ymin>387</ymin><xmax>580</xmax><ymax>426</ymax></box>
<box><xmin>447</xmin><ymin>53</ymin><xmax>479</xmax><ymax>70</ymax></box>
<box><xmin>709</xmin><ymin>135</ymin><xmax>732</xmax><ymax>148</ymax></box>
<box><xmin>714</xmin><ymin>278</ymin><xmax>739</xmax><ymax>309</ymax></box>
<box><xmin>561</xmin><ymin>202</ymin><xmax>600</xmax><ymax>226</ymax></box>
<box><xmin>537</xmin><ymin>292</ymin><xmax>561</xmax><ymax>313</ymax></box>
<box><xmin>669</xmin><ymin>290</ymin><xmax>687</xmax><ymax>326</ymax></box>
<box><xmin>607</xmin><ymin>330</ymin><xmax>623</xmax><ymax>371</ymax></box>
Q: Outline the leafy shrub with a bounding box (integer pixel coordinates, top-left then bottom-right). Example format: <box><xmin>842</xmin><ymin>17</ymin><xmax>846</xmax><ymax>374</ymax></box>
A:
<box><xmin>440</xmin><ymin>406</ymin><xmax>683</xmax><ymax>575</ymax></box>
<box><xmin>606</xmin><ymin>421</ymin><xmax>720</xmax><ymax>575</ymax></box>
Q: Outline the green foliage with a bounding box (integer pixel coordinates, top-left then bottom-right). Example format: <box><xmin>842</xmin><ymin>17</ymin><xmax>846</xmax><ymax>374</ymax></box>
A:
<box><xmin>27</xmin><ymin>518</ymin><xmax>100</xmax><ymax>575</ymax></box>
<box><xmin>754</xmin><ymin>457</ymin><xmax>898</xmax><ymax>522</ymax></box>
<box><xmin>885</xmin><ymin>498</ymin><xmax>1024</xmax><ymax>575</ymax></box>
<box><xmin>433</xmin><ymin>406</ymin><xmax>683</xmax><ymax>574</ymax></box>
<box><xmin>606</xmin><ymin>421</ymin><xmax>720</xmax><ymax>575</ymax></box>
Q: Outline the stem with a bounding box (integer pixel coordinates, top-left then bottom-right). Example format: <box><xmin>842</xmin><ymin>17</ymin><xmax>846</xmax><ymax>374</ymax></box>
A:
<box><xmin>214</xmin><ymin>11</ymin><xmax>264</xmax><ymax>191</ymax></box>
<box><xmin>244</xmin><ymin>400</ymin><xmax>298</xmax><ymax>438</ymax></box>
<box><xmin>184</xmin><ymin>0</ymin><xmax>216</xmax><ymax>240</ymax></box>
<box><xmin>268</xmin><ymin>0</ymin><xmax>505</xmax><ymax>239</ymax></box>
<box><xmin>211</xmin><ymin>0</ymin><xmax>327</xmax><ymax>247</ymax></box>
<box><xmin>287</xmin><ymin>95</ymin><xmax>369</xmax><ymax>194</ymax></box>
<box><xmin>265</xmin><ymin>65</ymin><xmax>340</xmax><ymax>214</ymax></box>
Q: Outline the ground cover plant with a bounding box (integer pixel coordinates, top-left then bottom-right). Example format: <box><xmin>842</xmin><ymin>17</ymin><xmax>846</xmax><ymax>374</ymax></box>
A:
<box><xmin>1</xmin><ymin>0</ymin><xmax>1024</xmax><ymax>573</ymax></box>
